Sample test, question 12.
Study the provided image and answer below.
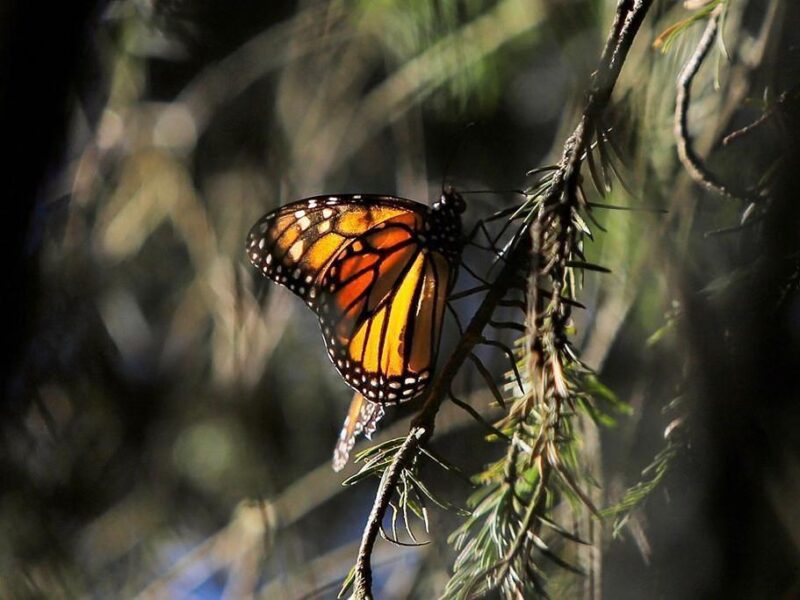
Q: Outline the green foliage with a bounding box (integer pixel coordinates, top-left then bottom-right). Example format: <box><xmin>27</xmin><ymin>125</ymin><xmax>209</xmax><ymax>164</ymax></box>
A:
<box><xmin>440</xmin><ymin>123</ymin><xmax>639</xmax><ymax>597</ymax></box>
<box><xmin>602</xmin><ymin>441</ymin><xmax>680</xmax><ymax>538</ymax></box>
<box><xmin>444</xmin><ymin>363</ymin><xmax>617</xmax><ymax>598</ymax></box>
<box><xmin>653</xmin><ymin>0</ymin><xmax>725</xmax><ymax>53</ymax></box>
<box><xmin>352</xmin><ymin>0</ymin><xmax>525</xmax><ymax>115</ymax></box>
<box><xmin>340</xmin><ymin>438</ymin><xmax>466</xmax><ymax>597</ymax></box>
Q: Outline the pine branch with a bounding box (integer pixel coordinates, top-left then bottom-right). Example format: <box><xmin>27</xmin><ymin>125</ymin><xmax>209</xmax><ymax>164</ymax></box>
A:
<box><xmin>349</xmin><ymin>1</ymin><xmax>656</xmax><ymax>597</ymax></box>
<box><xmin>447</xmin><ymin>0</ymin><xmax>657</xmax><ymax>596</ymax></box>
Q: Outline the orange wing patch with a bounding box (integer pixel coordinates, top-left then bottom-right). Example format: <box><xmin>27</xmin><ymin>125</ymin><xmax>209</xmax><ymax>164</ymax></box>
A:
<box><xmin>320</xmin><ymin>245</ymin><xmax>449</xmax><ymax>403</ymax></box>
<box><xmin>248</xmin><ymin>194</ymin><xmax>454</xmax><ymax>403</ymax></box>
<box><xmin>246</xmin><ymin>196</ymin><xmax>418</xmax><ymax>307</ymax></box>
<box><xmin>409</xmin><ymin>253</ymin><xmax>449</xmax><ymax>373</ymax></box>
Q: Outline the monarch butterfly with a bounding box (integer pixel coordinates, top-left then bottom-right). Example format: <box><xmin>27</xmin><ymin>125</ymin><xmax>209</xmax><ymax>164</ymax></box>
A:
<box><xmin>246</xmin><ymin>189</ymin><xmax>466</xmax><ymax>470</ymax></box>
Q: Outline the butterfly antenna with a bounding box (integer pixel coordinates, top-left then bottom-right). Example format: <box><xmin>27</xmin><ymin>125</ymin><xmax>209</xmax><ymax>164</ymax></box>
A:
<box><xmin>460</xmin><ymin>189</ymin><xmax>527</xmax><ymax>196</ymax></box>
<box><xmin>440</xmin><ymin>121</ymin><xmax>477</xmax><ymax>193</ymax></box>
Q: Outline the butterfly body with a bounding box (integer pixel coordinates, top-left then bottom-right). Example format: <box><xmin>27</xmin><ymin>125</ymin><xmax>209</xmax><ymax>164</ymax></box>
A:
<box><xmin>247</xmin><ymin>189</ymin><xmax>465</xmax><ymax>468</ymax></box>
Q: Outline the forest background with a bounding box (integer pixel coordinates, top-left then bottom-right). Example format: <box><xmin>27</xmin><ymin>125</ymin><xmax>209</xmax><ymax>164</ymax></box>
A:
<box><xmin>1</xmin><ymin>0</ymin><xmax>799</xmax><ymax>598</ymax></box>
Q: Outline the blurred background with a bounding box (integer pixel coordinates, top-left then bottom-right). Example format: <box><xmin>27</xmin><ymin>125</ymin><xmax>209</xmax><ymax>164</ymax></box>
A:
<box><xmin>2</xmin><ymin>0</ymin><xmax>799</xmax><ymax>598</ymax></box>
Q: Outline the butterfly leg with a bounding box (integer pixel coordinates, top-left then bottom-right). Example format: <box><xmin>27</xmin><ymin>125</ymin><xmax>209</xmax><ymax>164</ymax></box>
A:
<box><xmin>448</xmin><ymin>389</ymin><xmax>509</xmax><ymax>440</ymax></box>
<box><xmin>465</xmin><ymin>218</ymin><xmax>503</xmax><ymax>255</ymax></box>
<box><xmin>467</xmin><ymin>353</ymin><xmax>506</xmax><ymax>409</ymax></box>
<box><xmin>470</xmin><ymin>204</ymin><xmax>531</xmax><ymax>255</ymax></box>
<box><xmin>480</xmin><ymin>338</ymin><xmax>525</xmax><ymax>393</ymax></box>
<box><xmin>445</xmin><ymin>302</ymin><xmax>465</xmax><ymax>335</ymax></box>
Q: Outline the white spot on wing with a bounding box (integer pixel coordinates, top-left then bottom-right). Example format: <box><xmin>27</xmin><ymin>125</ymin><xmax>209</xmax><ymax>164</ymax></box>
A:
<box><xmin>288</xmin><ymin>241</ymin><xmax>304</xmax><ymax>260</ymax></box>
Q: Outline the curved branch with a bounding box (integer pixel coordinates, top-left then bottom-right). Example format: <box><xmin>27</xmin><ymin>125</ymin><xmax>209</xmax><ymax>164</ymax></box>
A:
<box><xmin>674</xmin><ymin>7</ymin><xmax>744</xmax><ymax>201</ymax></box>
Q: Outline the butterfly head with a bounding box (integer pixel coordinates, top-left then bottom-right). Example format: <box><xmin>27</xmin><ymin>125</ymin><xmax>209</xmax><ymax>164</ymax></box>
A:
<box><xmin>427</xmin><ymin>186</ymin><xmax>465</xmax><ymax>263</ymax></box>
<box><xmin>435</xmin><ymin>186</ymin><xmax>466</xmax><ymax>215</ymax></box>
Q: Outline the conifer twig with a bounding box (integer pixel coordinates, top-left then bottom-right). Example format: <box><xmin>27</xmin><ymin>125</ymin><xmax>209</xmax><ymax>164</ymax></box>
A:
<box><xmin>722</xmin><ymin>89</ymin><xmax>795</xmax><ymax>146</ymax></box>
<box><xmin>351</xmin><ymin>1</ymin><xmax>655</xmax><ymax>596</ymax></box>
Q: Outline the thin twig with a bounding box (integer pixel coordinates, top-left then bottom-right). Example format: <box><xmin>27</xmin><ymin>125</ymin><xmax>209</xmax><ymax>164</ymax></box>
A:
<box><xmin>674</xmin><ymin>7</ymin><xmax>743</xmax><ymax>201</ymax></box>
<box><xmin>722</xmin><ymin>90</ymin><xmax>795</xmax><ymax>146</ymax></box>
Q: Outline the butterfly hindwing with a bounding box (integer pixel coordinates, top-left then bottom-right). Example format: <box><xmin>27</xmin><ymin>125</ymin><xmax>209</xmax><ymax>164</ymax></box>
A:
<box><xmin>319</xmin><ymin>229</ymin><xmax>451</xmax><ymax>403</ymax></box>
<box><xmin>332</xmin><ymin>393</ymin><xmax>384</xmax><ymax>472</ymax></box>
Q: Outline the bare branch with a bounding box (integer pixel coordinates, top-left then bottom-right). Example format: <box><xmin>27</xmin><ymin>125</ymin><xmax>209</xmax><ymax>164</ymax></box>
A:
<box><xmin>674</xmin><ymin>7</ymin><xmax>744</xmax><ymax>201</ymax></box>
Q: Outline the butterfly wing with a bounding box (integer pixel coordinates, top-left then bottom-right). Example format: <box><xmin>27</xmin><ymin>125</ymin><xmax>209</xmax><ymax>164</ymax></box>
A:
<box><xmin>332</xmin><ymin>392</ymin><xmax>384</xmax><ymax>472</ymax></box>
<box><xmin>318</xmin><ymin>223</ymin><xmax>453</xmax><ymax>402</ymax></box>
<box><xmin>246</xmin><ymin>195</ymin><xmax>425</xmax><ymax>307</ymax></box>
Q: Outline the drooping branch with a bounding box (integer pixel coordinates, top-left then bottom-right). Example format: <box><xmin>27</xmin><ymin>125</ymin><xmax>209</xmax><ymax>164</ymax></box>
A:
<box><xmin>674</xmin><ymin>6</ymin><xmax>744</xmax><ymax>201</ymax></box>
<box><xmin>351</xmin><ymin>1</ymin><xmax>655</xmax><ymax>597</ymax></box>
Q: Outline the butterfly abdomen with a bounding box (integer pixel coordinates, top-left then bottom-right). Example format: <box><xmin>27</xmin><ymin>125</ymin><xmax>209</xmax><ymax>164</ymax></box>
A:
<box><xmin>424</xmin><ymin>196</ymin><xmax>465</xmax><ymax>266</ymax></box>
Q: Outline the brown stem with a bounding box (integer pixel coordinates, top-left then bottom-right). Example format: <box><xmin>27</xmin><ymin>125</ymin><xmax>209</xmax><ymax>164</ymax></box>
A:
<box><xmin>674</xmin><ymin>6</ymin><xmax>744</xmax><ymax>201</ymax></box>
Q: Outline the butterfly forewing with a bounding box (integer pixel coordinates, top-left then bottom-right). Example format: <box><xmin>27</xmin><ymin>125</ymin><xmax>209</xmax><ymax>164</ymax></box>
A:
<box><xmin>246</xmin><ymin>195</ymin><xmax>424</xmax><ymax>306</ymax></box>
